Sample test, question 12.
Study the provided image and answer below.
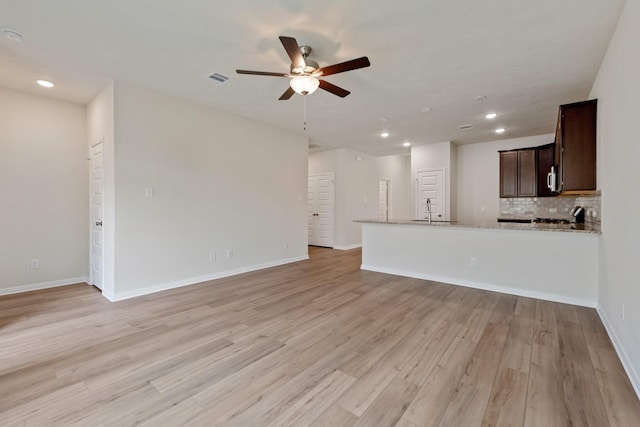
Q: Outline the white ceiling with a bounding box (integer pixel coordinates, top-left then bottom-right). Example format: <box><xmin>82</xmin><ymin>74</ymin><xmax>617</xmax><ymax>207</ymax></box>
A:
<box><xmin>0</xmin><ymin>0</ymin><xmax>625</xmax><ymax>156</ymax></box>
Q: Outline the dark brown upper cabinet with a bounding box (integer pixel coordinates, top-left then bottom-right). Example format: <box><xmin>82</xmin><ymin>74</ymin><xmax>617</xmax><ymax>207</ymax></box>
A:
<box><xmin>500</xmin><ymin>144</ymin><xmax>555</xmax><ymax>198</ymax></box>
<box><xmin>500</xmin><ymin>148</ymin><xmax>537</xmax><ymax>198</ymax></box>
<box><xmin>536</xmin><ymin>143</ymin><xmax>555</xmax><ymax>197</ymax></box>
<box><xmin>555</xmin><ymin>99</ymin><xmax>597</xmax><ymax>193</ymax></box>
<box><xmin>500</xmin><ymin>150</ymin><xmax>518</xmax><ymax>198</ymax></box>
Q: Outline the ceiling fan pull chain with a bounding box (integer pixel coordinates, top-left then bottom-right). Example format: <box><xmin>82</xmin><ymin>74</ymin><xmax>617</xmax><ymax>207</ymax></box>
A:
<box><xmin>303</xmin><ymin>95</ymin><xmax>307</xmax><ymax>132</ymax></box>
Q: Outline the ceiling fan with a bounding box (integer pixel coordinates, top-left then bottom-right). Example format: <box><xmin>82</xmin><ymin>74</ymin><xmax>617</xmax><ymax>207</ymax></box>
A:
<box><xmin>236</xmin><ymin>36</ymin><xmax>370</xmax><ymax>100</ymax></box>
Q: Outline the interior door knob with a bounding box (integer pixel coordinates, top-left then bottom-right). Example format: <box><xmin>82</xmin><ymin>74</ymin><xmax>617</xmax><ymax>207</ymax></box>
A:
<box><xmin>96</xmin><ymin>221</ymin><xmax>103</xmax><ymax>226</ymax></box>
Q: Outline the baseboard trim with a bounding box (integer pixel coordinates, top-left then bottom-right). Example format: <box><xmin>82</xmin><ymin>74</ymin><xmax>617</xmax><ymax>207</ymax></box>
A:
<box><xmin>360</xmin><ymin>264</ymin><xmax>596</xmax><ymax>308</ymax></box>
<box><xmin>334</xmin><ymin>244</ymin><xmax>362</xmax><ymax>251</ymax></box>
<box><xmin>596</xmin><ymin>305</ymin><xmax>640</xmax><ymax>400</ymax></box>
<box><xmin>0</xmin><ymin>276</ymin><xmax>89</xmax><ymax>296</ymax></box>
<box><xmin>106</xmin><ymin>255</ymin><xmax>309</xmax><ymax>302</ymax></box>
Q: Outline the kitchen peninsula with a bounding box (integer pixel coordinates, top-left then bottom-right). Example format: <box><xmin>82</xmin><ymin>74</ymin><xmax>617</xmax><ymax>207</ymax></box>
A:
<box><xmin>356</xmin><ymin>219</ymin><xmax>600</xmax><ymax>307</ymax></box>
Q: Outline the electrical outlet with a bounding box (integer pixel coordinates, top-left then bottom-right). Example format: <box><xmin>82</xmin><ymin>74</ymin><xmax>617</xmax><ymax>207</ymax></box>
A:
<box><xmin>226</xmin><ymin>249</ymin><xmax>233</xmax><ymax>259</ymax></box>
<box><xmin>209</xmin><ymin>252</ymin><xmax>216</xmax><ymax>262</ymax></box>
<box><xmin>470</xmin><ymin>257</ymin><xmax>477</xmax><ymax>267</ymax></box>
<box><xmin>30</xmin><ymin>258</ymin><xmax>39</xmax><ymax>269</ymax></box>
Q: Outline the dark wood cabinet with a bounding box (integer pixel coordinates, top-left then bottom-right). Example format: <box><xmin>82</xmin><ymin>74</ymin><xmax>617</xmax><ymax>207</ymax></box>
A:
<box><xmin>500</xmin><ymin>151</ymin><xmax>518</xmax><ymax>198</ymax></box>
<box><xmin>500</xmin><ymin>144</ymin><xmax>555</xmax><ymax>198</ymax></box>
<box><xmin>500</xmin><ymin>148</ymin><xmax>536</xmax><ymax>198</ymax></box>
<box><xmin>555</xmin><ymin>99</ymin><xmax>597</xmax><ymax>192</ymax></box>
<box><xmin>536</xmin><ymin>143</ymin><xmax>555</xmax><ymax>197</ymax></box>
<box><xmin>517</xmin><ymin>149</ymin><xmax>537</xmax><ymax>197</ymax></box>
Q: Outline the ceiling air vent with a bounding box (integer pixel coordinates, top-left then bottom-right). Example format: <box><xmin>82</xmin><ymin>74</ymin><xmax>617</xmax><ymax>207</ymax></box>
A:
<box><xmin>209</xmin><ymin>73</ymin><xmax>230</xmax><ymax>84</ymax></box>
<box><xmin>457</xmin><ymin>124</ymin><xmax>474</xmax><ymax>131</ymax></box>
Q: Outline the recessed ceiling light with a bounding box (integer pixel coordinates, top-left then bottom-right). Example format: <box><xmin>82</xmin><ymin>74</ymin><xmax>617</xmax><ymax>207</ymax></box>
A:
<box><xmin>379</xmin><ymin>117</ymin><xmax>388</xmax><ymax>122</ymax></box>
<box><xmin>403</xmin><ymin>142</ymin><xmax>411</xmax><ymax>147</ymax></box>
<box><xmin>421</xmin><ymin>107</ymin><xmax>432</xmax><ymax>113</ymax></box>
<box><xmin>486</xmin><ymin>113</ymin><xmax>497</xmax><ymax>119</ymax></box>
<box><xmin>380</xmin><ymin>132</ymin><xmax>389</xmax><ymax>138</ymax></box>
<box><xmin>36</xmin><ymin>80</ymin><xmax>55</xmax><ymax>88</ymax></box>
<box><xmin>475</xmin><ymin>95</ymin><xmax>487</xmax><ymax>102</ymax></box>
<box><xmin>495</xmin><ymin>128</ymin><xmax>506</xmax><ymax>134</ymax></box>
<box><xmin>1</xmin><ymin>28</ymin><xmax>24</xmax><ymax>42</ymax></box>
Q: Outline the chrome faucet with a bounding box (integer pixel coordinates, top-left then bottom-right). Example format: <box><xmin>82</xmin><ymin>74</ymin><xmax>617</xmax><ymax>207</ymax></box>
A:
<box><xmin>425</xmin><ymin>198</ymin><xmax>432</xmax><ymax>224</ymax></box>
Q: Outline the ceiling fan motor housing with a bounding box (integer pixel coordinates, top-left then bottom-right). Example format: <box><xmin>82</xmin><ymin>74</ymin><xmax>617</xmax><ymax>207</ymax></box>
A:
<box><xmin>291</xmin><ymin>45</ymin><xmax>319</xmax><ymax>75</ymax></box>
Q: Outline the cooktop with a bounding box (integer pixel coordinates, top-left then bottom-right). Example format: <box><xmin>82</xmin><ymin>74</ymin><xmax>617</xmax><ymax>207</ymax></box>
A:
<box><xmin>497</xmin><ymin>217</ymin><xmax>572</xmax><ymax>224</ymax></box>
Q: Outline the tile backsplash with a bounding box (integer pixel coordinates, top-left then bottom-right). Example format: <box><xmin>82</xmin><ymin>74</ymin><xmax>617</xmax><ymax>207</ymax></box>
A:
<box><xmin>500</xmin><ymin>194</ymin><xmax>601</xmax><ymax>227</ymax></box>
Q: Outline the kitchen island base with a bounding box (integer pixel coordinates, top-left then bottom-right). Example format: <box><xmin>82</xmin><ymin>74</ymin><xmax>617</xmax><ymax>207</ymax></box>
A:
<box><xmin>361</xmin><ymin>222</ymin><xmax>599</xmax><ymax>307</ymax></box>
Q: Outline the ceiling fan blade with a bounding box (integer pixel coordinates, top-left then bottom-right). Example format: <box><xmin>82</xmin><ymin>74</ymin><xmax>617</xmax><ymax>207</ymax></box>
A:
<box><xmin>318</xmin><ymin>57</ymin><xmax>370</xmax><ymax>77</ymax></box>
<box><xmin>279</xmin><ymin>87</ymin><xmax>295</xmax><ymax>100</ymax></box>
<box><xmin>319</xmin><ymin>80</ymin><xmax>351</xmax><ymax>98</ymax></box>
<box><xmin>279</xmin><ymin>36</ymin><xmax>306</xmax><ymax>71</ymax></box>
<box><xmin>236</xmin><ymin>69</ymin><xmax>288</xmax><ymax>77</ymax></box>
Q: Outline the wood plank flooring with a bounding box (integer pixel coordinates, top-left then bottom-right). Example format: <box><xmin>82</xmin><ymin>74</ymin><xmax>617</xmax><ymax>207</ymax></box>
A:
<box><xmin>1</xmin><ymin>247</ymin><xmax>639</xmax><ymax>426</ymax></box>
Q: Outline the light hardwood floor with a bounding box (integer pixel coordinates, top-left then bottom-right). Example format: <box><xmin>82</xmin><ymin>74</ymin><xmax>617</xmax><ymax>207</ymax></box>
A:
<box><xmin>1</xmin><ymin>247</ymin><xmax>639</xmax><ymax>426</ymax></box>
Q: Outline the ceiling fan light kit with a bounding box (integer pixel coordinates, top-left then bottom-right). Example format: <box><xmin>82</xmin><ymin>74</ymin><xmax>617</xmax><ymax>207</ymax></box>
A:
<box><xmin>236</xmin><ymin>35</ymin><xmax>370</xmax><ymax>100</ymax></box>
<box><xmin>290</xmin><ymin>75</ymin><xmax>320</xmax><ymax>95</ymax></box>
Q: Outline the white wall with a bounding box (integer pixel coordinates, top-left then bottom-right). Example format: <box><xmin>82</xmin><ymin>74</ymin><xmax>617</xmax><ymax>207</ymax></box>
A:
<box><xmin>0</xmin><ymin>87</ymin><xmax>88</xmax><ymax>293</ymax></box>
<box><xmin>341</xmin><ymin>148</ymin><xmax>377</xmax><ymax>247</ymax></box>
<box><xmin>456</xmin><ymin>134</ymin><xmax>554</xmax><ymax>223</ymax></box>
<box><xmin>86</xmin><ymin>82</ymin><xmax>115</xmax><ymax>296</ymax></box>
<box><xmin>309</xmin><ymin>148</ymin><xmax>410</xmax><ymax>248</ymax></box>
<box><xmin>590</xmin><ymin>0</ymin><xmax>640</xmax><ymax>396</ymax></box>
<box><xmin>411</xmin><ymin>141</ymin><xmax>455</xmax><ymax>220</ymax></box>
<box><xmin>110</xmin><ymin>82</ymin><xmax>308</xmax><ymax>297</ymax></box>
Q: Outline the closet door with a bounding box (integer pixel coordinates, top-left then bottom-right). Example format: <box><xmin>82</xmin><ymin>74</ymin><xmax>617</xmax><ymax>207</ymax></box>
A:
<box><xmin>308</xmin><ymin>173</ymin><xmax>335</xmax><ymax>247</ymax></box>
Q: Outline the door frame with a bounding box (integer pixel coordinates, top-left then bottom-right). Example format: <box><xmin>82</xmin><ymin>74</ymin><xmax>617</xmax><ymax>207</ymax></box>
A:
<box><xmin>415</xmin><ymin>168</ymin><xmax>446</xmax><ymax>220</ymax></box>
<box><xmin>308</xmin><ymin>172</ymin><xmax>336</xmax><ymax>248</ymax></box>
<box><xmin>378</xmin><ymin>177</ymin><xmax>391</xmax><ymax>221</ymax></box>
<box><xmin>89</xmin><ymin>138</ymin><xmax>104</xmax><ymax>290</ymax></box>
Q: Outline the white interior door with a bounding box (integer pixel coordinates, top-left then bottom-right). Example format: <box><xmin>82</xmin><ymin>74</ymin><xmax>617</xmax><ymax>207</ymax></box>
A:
<box><xmin>90</xmin><ymin>142</ymin><xmax>104</xmax><ymax>289</ymax></box>
<box><xmin>416</xmin><ymin>169</ymin><xmax>445</xmax><ymax>220</ymax></box>
<box><xmin>308</xmin><ymin>173</ymin><xmax>335</xmax><ymax>247</ymax></box>
<box><xmin>378</xmin><ymin>178</ymin><xmax>390</xmax><ymax>221</ymax></box>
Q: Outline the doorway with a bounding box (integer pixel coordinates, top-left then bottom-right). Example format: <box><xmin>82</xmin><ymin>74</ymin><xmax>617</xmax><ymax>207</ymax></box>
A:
<box><xmin>308</xmin><ymin>172</ymin><xmax>335</xmax><ymax>248</ymax></box>
<box><xmin>416</xmin><ymin>168</ymin><xmax>445</xmax><ymax>221</ymax></box>
<box><xmin>89</xmin><ymin>141</ymin><xmax>104</xmax><ymax>290</ymax></box>
<box><xmin>378</xmin><ymin>178</ymin><xmax>391</xmax><ymax>221</ymax></box>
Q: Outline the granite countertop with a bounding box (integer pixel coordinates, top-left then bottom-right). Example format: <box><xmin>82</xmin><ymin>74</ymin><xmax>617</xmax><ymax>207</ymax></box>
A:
<box><xmin>355</xmin><ymin>219</ymin><xmax>601</xmax><ymax>234</ymax></box>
